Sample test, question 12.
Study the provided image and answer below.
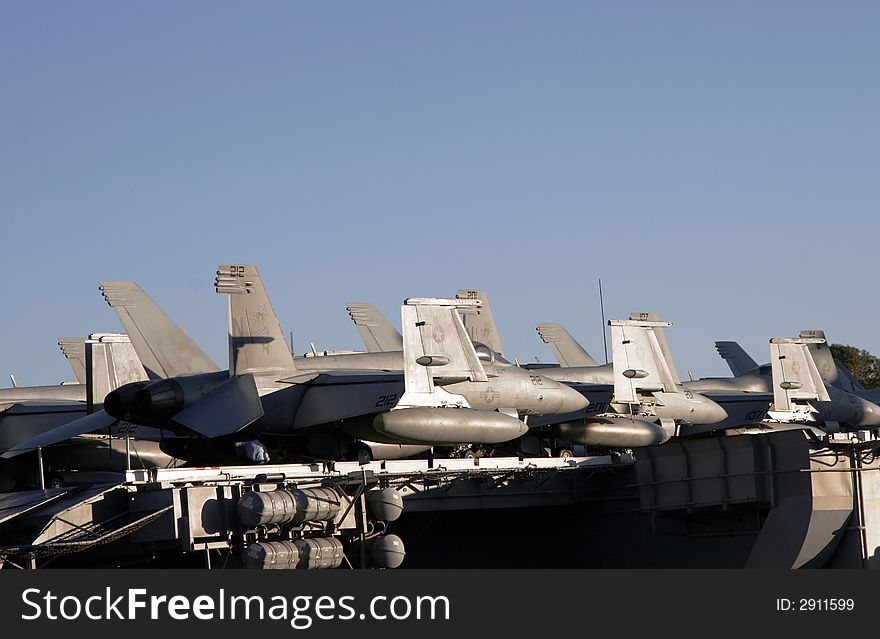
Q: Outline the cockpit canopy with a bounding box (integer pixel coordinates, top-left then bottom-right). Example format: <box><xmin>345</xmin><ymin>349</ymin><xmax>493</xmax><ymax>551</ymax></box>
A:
<box><xmin>473</xmin><ymin>342</ymin><xmax>511</xmax><ymax>365</ymax></box>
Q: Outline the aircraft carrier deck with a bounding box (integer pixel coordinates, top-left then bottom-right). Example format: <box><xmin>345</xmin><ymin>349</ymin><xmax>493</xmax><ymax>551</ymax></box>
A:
<box><xmin>2</xmin><ymin>429</ymin><xmax>879</xmax><ymax>568</ymax></box>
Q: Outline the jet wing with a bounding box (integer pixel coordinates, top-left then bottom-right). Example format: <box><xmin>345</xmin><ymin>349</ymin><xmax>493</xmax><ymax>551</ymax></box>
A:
<box><xmin>0</xmin><ymin>401</ymin><xmax>90</xmax><ymax>454</ymax></box>
<box><xmin>1</xmin><ymin>410</ymin><xmax>118</xmax><ymax>459</ymax></box>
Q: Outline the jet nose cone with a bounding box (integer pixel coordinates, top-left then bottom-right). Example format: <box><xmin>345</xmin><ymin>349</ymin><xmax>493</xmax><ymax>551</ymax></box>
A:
<box><xmin>699</xmin><ymin>398</ymin><xmax>729</xmax><ymax>425</ymax></box>
<box><xmin>858</xmin><ymin>399</ymin><xmax>880</xmax><ymax>426</ymax></box>
<box><xmin>556</xmin><ymin>383</ymin><xmax>590</xmax><ymax>414</ymax></box>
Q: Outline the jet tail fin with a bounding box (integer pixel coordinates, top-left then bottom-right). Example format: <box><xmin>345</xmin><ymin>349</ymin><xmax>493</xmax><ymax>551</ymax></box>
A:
<box><xmin>715</xmin><ymin>341</ymin><xmax>759</xmax><ymax>377</ymax></box>
<box><xmin>609</xmin><ymin>318</ymin><xmax>677</xmax><ymax>403</ymax></box>
<box><xmin>215</xmin><ymin>264</ymin><xmax>296</xmax><ymax>376</ymax></box>
<box><xmin>396</xmin><ymin>298</ymin><xmax>487</xmax><ymax>408</ymax></box>
<box><xmin>630</xmin><ymin>312</ymin><xmax>681</xmax><ymax>383</ymax></box>
<box><xmin>346</xmin><ymin>303</ymin><xmax>403</xmax><ymax>353</ymax></box>
<box><xmin>536</xmin><ymin>323</ymin><xmax>598</xmax><ymax>367</ymax></box>
<box><xmin>456</xmin><ymin>289</ymin><xmax>504</xmax><ymax>355</ymax></box>
<box><xmin>85</xmin><ymin>333</ymin><xmax>149</xmax><ymax>406</ymax></box>
<box><xmin>58</xmin><ymin>338</ymin><xmax>87</xmax><ymax>384</ymax></box>
<box><xmin>100</xmin><ymin>281</ymin><xmax>220</xmax><ymax>378</ymax></box>
<box><xmin>769</xmin><ymin>337</ymin><xmax>831</xmax><ymax>411</ymax></box>
<box><xmin>799</xmin><ymin>330</ymin><xmax>841</xmax><ymax>385</ymax></box>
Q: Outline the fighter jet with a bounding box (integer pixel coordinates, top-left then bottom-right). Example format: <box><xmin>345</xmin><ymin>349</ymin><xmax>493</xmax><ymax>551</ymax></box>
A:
<box><xmin>701</xmin><ymin>332</ymin><xmax>880</xmax><ymax>430</ymax></box>
<box><xmin>717</xmin><ymin>330</ymin><xmax>879</xmax><ymax>400</ymax></box>
<box><xmin>345</xmin><ymin>289</ymin><xmax>504</xmax><ymax>359</ymax></box>
<box><xmin>531</xmin><ymin>314</ymin><xmax>729</xmax><ymax>428</ymax></box>
<box><xmin>533</xmin><ymin>315</ymin><xmax>776</xmax><ymax>435</ymax></box>
<box><xmin>0</xmin><ymin>333</ymin><xmax>178</xmax><ymax>490</ymax></box>
<box><xmin>0</xmin><ymin>333</ymin><xmax>147</xmax><ymax>444</ymax></box>
<box><xmin>5</xmin><ymin>266</ymin><xmax>586</xmax><ymax>464</ymax></box>
<box><xmin>111</xmin><ymin>266</ymin><xmax>587</xmax><ymax>460</ymax></box>
<box><xmin>344</xmin><ymin>294</ymin><xmax>677</xmax><ymax>449</ymax></box>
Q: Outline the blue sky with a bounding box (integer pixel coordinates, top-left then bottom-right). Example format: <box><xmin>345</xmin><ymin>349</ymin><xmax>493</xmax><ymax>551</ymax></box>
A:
<box><xmin>1</xmin><ymin>2</ymin><xmax>878</xmax><ymax>385</ymax></box>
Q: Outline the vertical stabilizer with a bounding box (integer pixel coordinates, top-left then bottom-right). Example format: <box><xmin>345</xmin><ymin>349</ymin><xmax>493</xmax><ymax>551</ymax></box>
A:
<box><xmin>769</xmin><ymin>338</ymin><xmax>831</xmax><ymax>411</ymax></box>
<box><xmin>799</xmin><ymin>330</ymin><xmax>840</xmax><ymax>385</ymax></box>
<box><xmin>58</xmin><ymin>338</ymin><xmax>87</xmax><ymax>384</ymax></box>
<box><xmin>396</xmin><ymin>298</ymin><xmax>486</xmax><ymax>409</ymax></box>
<box><xmin>215</xmin><ymin>264</ymin><xmax>295</xmax><ymax>376</ymax></box>
<box><xmin>630</xmin><ymin>312</ymin><xmax>681</xmax><ymax>383</ymax></box>
<box><xmin>715</xmin><ymin>341</ymin><xmax>759</xmax><ymax>377</ymax></box>
<box><xmin>456</xmin><ymin>289</ymin><xmax>504</xmax><ymax>355</ymax></box>
<box><xmin>346</xmin><ymin>303</ymin><xmax>403</xmax><ymax>352</ymax></box>
<box><xmin>610</xmin><ymin>318</ymin><xmax>677</xmax><ymax>403</ymax></box>
<box><xmin>85</xmin><ymin>333</ymin><xmax>149</xmax><ymax>407</ymax></box>
<box><xmin>100</xmin><ymin>281</ymin><xmax>220</xmax><ymax>378</ymax></box>
<box><xmin>536</xmin><ymin>323</ymin><xmax>598</xmax><ymax>367</ymax></box>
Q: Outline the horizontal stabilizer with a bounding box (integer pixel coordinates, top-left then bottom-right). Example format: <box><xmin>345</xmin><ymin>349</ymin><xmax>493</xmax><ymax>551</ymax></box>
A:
<box><xmin>715</xmin><ymin>341</ymin><xmax>759</xmax><ymax>377</ymax></box>
<box><xmin>172</xmin><ymin>373</ymin><xmax>263</xmax><ymax>438</ymax></box>
<box><xmin>346</xmin><ymin>303</ymin><xmax>403</xmax><ymax>353</ymax></box>
<box><xmin>535</xmin><ymin>323</ymin><xmax>598</xmax><ymax>367</ymax></box>
<box><xmin>1</xmin><ymin>410</ymin><xmax>117</xmax><ymax>459</ymax></box>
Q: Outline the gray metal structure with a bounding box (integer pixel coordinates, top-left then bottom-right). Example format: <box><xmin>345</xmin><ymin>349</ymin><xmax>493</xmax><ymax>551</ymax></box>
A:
<box><xmin>4</xmin><ymin>429</ymin><xmax>880</xmax><ymax>569</ymax></box>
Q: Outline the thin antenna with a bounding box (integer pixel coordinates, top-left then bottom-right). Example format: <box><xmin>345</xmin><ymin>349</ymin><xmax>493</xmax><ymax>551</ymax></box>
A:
<box><xmin>289</xmin><ymin>330</ymin><xmax>294</xmax><ymax>355</ymax></box>
<box><xmin>9</xmin><ymin>374</ymin><xmax>17</xmax><ymax>388</ymax></box>
<box><xmin>598</xmin><ymin>278</ymin><xmax>608</xmax><ymax>364</ymax></box>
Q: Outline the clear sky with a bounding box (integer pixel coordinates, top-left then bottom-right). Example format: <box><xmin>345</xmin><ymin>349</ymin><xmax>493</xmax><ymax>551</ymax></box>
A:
<box><xmin>1</xmin><ymin>2</ymin><xmax>878</xmax><ymax>386</ymax></box>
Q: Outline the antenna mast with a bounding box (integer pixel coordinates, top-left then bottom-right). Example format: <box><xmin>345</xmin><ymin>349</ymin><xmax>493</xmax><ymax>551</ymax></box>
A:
<box><xmin>598</xmin><ymin>278</ymin><xmax>608</xmax><ymax>364</ymax></box>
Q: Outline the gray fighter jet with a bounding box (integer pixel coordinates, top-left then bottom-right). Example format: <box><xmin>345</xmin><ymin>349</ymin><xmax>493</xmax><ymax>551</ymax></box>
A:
<box><xmin>532</xmin><ymin>314</ymin><xmax>729</xmax><ymax>428</ymax></box>
<box><xmin>111</xmin><ymin>266</ymin><xmax>586</xmax><ymax>460</ymax></box>
<box><xmin>0</xmin><ymin>334</ymin><xmax>178</xmax><ymax>490</ymax></box>
<box><xmin>533</xmin><ymin>316</ymin><xmax>775</xmax><ymax>435</ymax></box>
<box><xmin>344</xmin><ymin>294</ymin><xmax>679</xmax><ymax>449</ymax></box>
<box><xmin>345</xmin><ymin>289</ymin><xmax>504</xmax><ymax>359</ymax></box>
<box><xmin>0</xmin><ymin>333</ymin><xmax>148</xmax><ymax>448</ymax></box>
<box><xmin>718</xmin><ymin>330</ymin><xmax>879</xmax><ymax>400</ymax></box>
<box><xmin>5</xmin><ymin>266</ymin><xmax>586</xmax><ymax>463</ymax></box>
<box><xmin>701</xmin><ymin>332</ymin><xmax>880</xmax><ymax>430</ymax></box>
